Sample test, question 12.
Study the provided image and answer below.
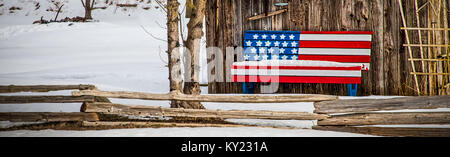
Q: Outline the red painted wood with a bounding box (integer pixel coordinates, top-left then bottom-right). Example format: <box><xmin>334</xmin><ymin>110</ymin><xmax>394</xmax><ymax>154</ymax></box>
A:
<box><xmin>300</xmin><ymin>31</ymin><xmax>373</xmax><ymax>35</ymax></box>
<box><xmin>232</xmin><ymin>75</ymin><xmax>361</xmax><ymax>84</ymax></box>
<box><xmin>298</xmin><ymin>41</ymin><xmax>372</xmax><ymax>49</ymax></box>
<box><xmin>232</xmin><ymin>65</ymin><xmax>362</xmax><ymax>70</ymax></box>
<box><xmin>298</xmin><ymin>55</ymin><xmax>371</xmax><ymax>63</ymax></box>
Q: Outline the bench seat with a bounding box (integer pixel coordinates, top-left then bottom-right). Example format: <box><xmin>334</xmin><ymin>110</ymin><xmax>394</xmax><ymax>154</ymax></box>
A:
<box><xmin>232</xmin><ymin>60</ymin><xmax>362</xmax><ymax>84</ymax></box>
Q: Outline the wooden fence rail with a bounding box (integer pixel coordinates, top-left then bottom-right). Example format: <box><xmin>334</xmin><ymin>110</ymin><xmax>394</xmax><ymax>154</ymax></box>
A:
<box><xmin>314</xmin><ymin>95</ymin><xmax>450</xmax><ymax>114</ymax></box>
<box><xmin>313</xmin><ymin>126</ymin><xmax>450</xmax><ymax>137</ymax></box>
<box><xmin>317</xmin><ymin>112</ymin><xmax>450</xmax><ymax>126</ymax></box>
<box><xmin>0</xmin><ymin>96</ymin><xmax>95</xmax><ymax>104</ymax></box>
<box><xmin>0</xmin><ymin>84</ymin><xmax>96</xmax><ymax>93</ymax></box>
<box><xmin>72</xmin><ymin>90</ymin><xmax>338</xmax><ymax>103</ymax></box>
<box><xmin>81</xmin><ymin>102</ymin><xmax>329</xmax><ymax>120</ymax></box>
<box><xmin>81</xmin><ymin>121</ymin><xmax>248</xmax><ymax>128</ymax></box>
<box><xmin>0</xmin><ymin>112</ymin><xmax>99</xmax><ymax>122</ymax></box>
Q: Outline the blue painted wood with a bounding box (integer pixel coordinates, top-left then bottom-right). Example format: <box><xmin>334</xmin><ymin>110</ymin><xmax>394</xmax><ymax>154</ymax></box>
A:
<box><xmin>244</xmin><ymin>40</ymin><xmax>299</xmax><ymax>47</ymax></box>
<box><xmin>242</xmin><ymin>30</ymin><xmax>302</xmax><ymax>93</ymax></box>
<box><xmin>244</xmin><ymin>30</ymin><xmax>301</xmax><ymax>40</ymax></box>
<box><xmin>347</xmin><ymin>84</ymin><xmax>358</xmax><ymax>96</ymax></box>
<box><xmin>243</xmin><ymin>82</ymin><xmax>255</xmax><ymax>94</ymax></box>
<box><xmin>243</xmin><ymin>53</ymin><xmax>299</xmax><ymax>61</ymax></box>
<box><xmin>244</xmin><ymin>47</ymin><xmax>299</xmax><ymax>55</ymax></box>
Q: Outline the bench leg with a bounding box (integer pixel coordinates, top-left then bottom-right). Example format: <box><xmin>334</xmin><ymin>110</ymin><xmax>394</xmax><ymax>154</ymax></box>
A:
<box><xmin>347</xmin><ymin>84</ymin><xmax>358</xmax><ymax>96</ymax></box>
<box><xmin>243</xmin><ymin>82</ymin><xmax>255</xmax><ymax>94</ymax></box>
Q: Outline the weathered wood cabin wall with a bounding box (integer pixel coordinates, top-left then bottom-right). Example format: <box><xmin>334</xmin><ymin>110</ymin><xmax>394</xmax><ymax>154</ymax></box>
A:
<box><xmin>205</xmin><ymin>0</ymin><xmax>450</xmax><ymax>96</ymax></box>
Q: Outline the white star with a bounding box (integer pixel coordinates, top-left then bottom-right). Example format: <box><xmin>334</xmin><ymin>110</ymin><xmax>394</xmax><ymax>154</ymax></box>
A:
<box><xmin>256</xmin><ymin>41</ymin><xmax>262</xmax><ymax>46</ymax></box>
<box><xmin>251</xmin><ymin>47</ymin><xmax>257</xmax><ymax>53</ymax></box>
<box><xmin>289</xmin><ymin>34</ymin><xmax>295</xmax><ymax>39</ymax></box>
<box><xmin>253</xmin><ymin>34</ymin><xmax>259</xmax><ymax>39</ymax></box>
<box><xmin>259</xmin><ymin>47</ymin><xmax>266</xmax><ymax>53</ymax></box>
<box><xmin>246</xmin><ymin>40</ymin><xmax>252</xmax><ymax>46</ymax></box>
<box><xmin>282</xmin><ymin>41</ymin><xmax>288</xmax><ymax>47</ymax></box>
<box><xmin>244</xmin><ymin>55</ymin><xmax>250</xmax><ymax>60</ymax></box>
<box><xmin>291</xmin><ymin>48</ymin><xmax>298</xmax><ymax>54</ymax></box>
<box><xmin>268</xmin><ymin>47</ymin><xmax>274</xmax><ymax>54</ymax></box>
<box><xmin>272</xmin><ymin>54</ymin><xmax>279</xmax><ymax>60</ymax></box>
<box><xmin>261</xmin><ymin>34</ymin><xmax>267</xmax><ymax>39</ymax></box>
<box><xmin>265</xmin><ymin>41</ymin><xmax>271</xmax><ymax>47</ymax></box>
<box><xmin>262</xmin><ymin>55</ymin><xmax>269</xmax><ymax>60</ymax></box>
<box><xmin>274</xmin><ymin>41</ymin><xmax>280</xmax><ymax>47</ymax></box>
<box><xmin>271</xmin><ymin>34</ymin><xmax>277</xmax><ymax>39</ymax></box>
<box><xmin>253</xmin><ymin>55</ymin><xmax>260</xmax><ymax>60</ymax></box>
<box><xmin>280</xmin><ymin>34</ymin><xmax>286</xmax><ymax>39</ymax></box>
<box><xmin>280</xmin><ymin>48</ymin><xmax>285</xmax><ymax>54</ymax></box>
<box><xmin>292</xmin><ymin>55</ymin><xmax>298</xmax><ymax>60</ymax></box>
<box><xmin>291</xmin><ymin>41</ymin><xmax>297</xmax><ymax>47</ymax></box>
<box><xmin>281</xmin><ymin>55</ymin><xmax>288</xmax><ymax>60</ymax></box>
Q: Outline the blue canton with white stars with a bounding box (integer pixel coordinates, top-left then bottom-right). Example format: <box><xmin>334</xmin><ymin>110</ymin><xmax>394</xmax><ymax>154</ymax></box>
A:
<box><xmin>243</xmin><ymin>30</ymin><xmax>301</xmax><ymax>61</ymax></box>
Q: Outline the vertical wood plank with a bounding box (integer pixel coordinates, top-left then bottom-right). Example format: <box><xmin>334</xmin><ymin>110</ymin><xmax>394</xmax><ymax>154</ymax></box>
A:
<box><xmin>383</xmin><ymin>0</ymin><xmax>401</xmax><ymax>95</ymax></box>
<box><xmin>206</xmin><ymin>0</ymin><xmax>217</xmax><ymax>94</ymax></box>
<box><xmin>370</xmin><ymin>0</ymin><xmax>385</xmax><ymax>95</ymax></box>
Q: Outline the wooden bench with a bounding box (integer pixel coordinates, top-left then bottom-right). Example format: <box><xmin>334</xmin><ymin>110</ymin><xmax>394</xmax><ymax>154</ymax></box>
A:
<box><xmin>232</xmin><ymin>30</ymin><xmax>373</xmax><ymax>96</ymax></box>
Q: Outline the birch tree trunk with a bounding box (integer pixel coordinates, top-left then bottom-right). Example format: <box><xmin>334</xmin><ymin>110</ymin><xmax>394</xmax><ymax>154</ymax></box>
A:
<box><xmin>179</xmin><ymin>0</ymin><xmax>207</xmax><ymax>109</ymax></box>
<box><xmin>167</xmin><ymin>0</ymin><xmax>184</xmax><ymax>108</ymax></box>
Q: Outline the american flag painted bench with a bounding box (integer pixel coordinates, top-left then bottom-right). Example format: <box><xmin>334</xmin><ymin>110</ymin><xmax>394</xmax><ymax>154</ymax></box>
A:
<box><xmin>232</xmin><ymin>30</ymin><xmax>373</xmax><ymax>95</ymax></box>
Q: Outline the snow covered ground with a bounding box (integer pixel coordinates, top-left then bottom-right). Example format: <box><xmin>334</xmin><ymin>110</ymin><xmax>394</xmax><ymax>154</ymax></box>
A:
<box><xmin>0</xmin><ymin>0</ymin><xmax>444</xmax><ymax>137</ymax></box>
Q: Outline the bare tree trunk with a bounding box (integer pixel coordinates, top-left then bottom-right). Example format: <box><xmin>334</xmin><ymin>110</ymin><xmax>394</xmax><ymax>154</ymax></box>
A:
<box><xmin>167</xmin><ymin>0</ymin><xmax>184</xmax><ymax>108</ymax></box>
<box><xmin>81</xmin><ymin>0</ymin><xmax>94</xmax><ymax>20</ymax></box>
<box><xmin>181</xmin><ymin>0</ymin><xmax>207</xmax><ymax>109</ymax></box>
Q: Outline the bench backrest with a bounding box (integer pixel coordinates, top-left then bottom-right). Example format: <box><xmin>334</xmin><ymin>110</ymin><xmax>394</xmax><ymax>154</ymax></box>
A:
<box><xmin>243</xmin><ymin>30</ymin><xmax>373</xmax><ymax>70</ymax></box>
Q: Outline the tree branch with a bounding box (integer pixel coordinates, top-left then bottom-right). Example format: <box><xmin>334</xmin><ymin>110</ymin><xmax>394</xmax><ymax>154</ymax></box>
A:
<box><xmin>140</xmin><ymin>25</ymin><xmax>168</xmax><ymax>42</ymax></box>
<box><xmin>91</xmin><ymin>0</ymin><xmax>95</xmax><ymax>9</ymax></box>
<box><xmin>155</xmin><ymin>0</ymin><xmax>168</xmax><ymax>14</ymax></box>
<box><xmin>80</xmin><ymin>0</ymin><xmax>86</xmax><ymax>8</ymax></box>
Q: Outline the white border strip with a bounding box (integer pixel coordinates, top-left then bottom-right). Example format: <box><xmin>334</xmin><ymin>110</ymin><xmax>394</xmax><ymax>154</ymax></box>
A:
<box><xmin>299</xmin><ymin>48</ymin><xmax>371</xmax><ymax>56</ymax></box>
<box><xmin>300</xmin><ymin>34</ymin><xmax>372</xmax><ymax>41</ymax></box>
<box><xmin>339</xmin><ymin>63</ymin><xmax>371</xmax><ymax>70</ymax></box>
<box><xmin>231</xmin><ymin>69</ymin><xmax>361</xmax><ymax>77</ymax></box>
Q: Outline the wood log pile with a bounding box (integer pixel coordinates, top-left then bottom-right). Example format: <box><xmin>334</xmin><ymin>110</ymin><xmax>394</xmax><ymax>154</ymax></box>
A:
<box><xmin>312</xmin><ymin>96</ymin><xmax>450</xmax><ymax>137</ymax></box>
<box><xmin>32</xmin><ymin>16</ymin><xmax>91</xmax><ymax>24</ymax></box>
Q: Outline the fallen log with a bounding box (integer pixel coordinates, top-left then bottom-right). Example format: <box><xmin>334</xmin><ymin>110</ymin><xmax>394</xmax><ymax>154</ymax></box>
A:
<box><xmin>0</xmin><ymin>95</ymin><xmax>95</xmax><ymax>104</ymax></box>
<box><xmin>81</xmin><ymin>102</ymin><xmax>329</xmax><ymax>120</ymax></box>
<box><xmin>116</xmin><ymin>4</ymin><xmax>138</xmax><ymax>7</ymax></box>
<box><xmin>317</xmin><ymin>112</ymin><xmax>450</xmax><ymax>126</ymax></box>
<box><xmin>81</xmin><ymin>121</ymin><xmax>247</xmax><ymax>128</ymax></box>
<box><xmin>72</xmin><ymin>90</ymin><xmax>337</xmax><ymax>103</ymax></box>
<box><xmin>0</xmin><ymin>84</ymin><xmax>96</xmax><ymax>93</ymax></box>
<box><xmin>0</xmin><ymin>112</ymin><xmax>99</xmax><ymax>122</ymax></box>
<box><xmin>314</xmin><ymin>95</ymin><xmax>450</xmax><ymax>114</ymax></box>
<box><xmin>312</xmin><ymin>126</ymin><xmax>450</xmax><ymax>137</ymax></box>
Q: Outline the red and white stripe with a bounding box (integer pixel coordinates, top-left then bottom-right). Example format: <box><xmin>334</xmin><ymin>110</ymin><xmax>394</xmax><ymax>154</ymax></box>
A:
<box><xmin>298</xmin><ymin>31</ymin><xmax>372</xmax><ymax>70</ymax></box>
<box><xmin>231</xmin><ymin>61</ymin><xmax>362</xmax><ymax>84</ymax></box>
